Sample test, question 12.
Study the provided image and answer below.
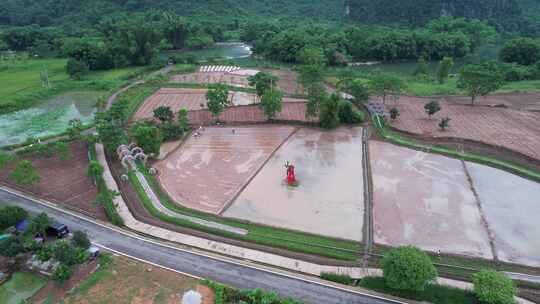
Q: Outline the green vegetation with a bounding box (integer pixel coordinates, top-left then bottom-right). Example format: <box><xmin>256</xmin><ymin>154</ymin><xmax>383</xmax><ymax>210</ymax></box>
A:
<box><xmin>0</xmin><ymin>205</ymin><xmax>28</xmax><ymax>229</ymax></box>
<box><xmin>320</xmin><ymin>272</ymin><xmax>355</xmax><ymax>285</ymax></box>
<box><xmin>369</xmin><ymin>73</ymin><xmax>405</xmax><ymax>104</ymax></box>
<box><xmin>424</xmin><ymin>100</ymin><xmax>441</xmax><ymax>118</ymax></box>
<box><xmin>205</xmin><ymin>84</ymin><xmax>230</xmax><ymax>120</ymax></box>
<box><xmin>459</xmin><ymin>62</ymin><xmax>505</xmax><ymax>105</ymax></box>
<box><xmin>260</xmin><ymin>89</ymin><xmax>283</xmax><ymax>121</ymax></box>
<box><xmin>129</xmin><ymin>168</ymin><xmax>360</xmax><ymax>261</ymax></box>
<box><xmin>500</xmin><ymin>37</ymin><xmax>540</xmax><ymax>66</ymax></box>
<box><xmin>473</xmin><ymin>270</ymin><xmax>516</xmax><ymax>304</ymax></box>
<box><xmin>359</xmin><ymin>277</ymin><xmax>477</xmax><ymax>304</ymax></box>
<box><xmin>9</xmin><ymin>160</ymin><xmax>40</xmax><ymax>186</ymax></box>
<box><xmin>319</xmin><ymin>93</ymin><xmax>340</xmax><ymax>129</ymax></box>
<box><xmin>88</xmin><ymin>143</ymin><xmax>124</xmax><ymax>226</ymax></box>
<box><xmin>72</xmin><ymin>230</ymin><xmax>91</xmax><ymax>250</ymax></box>
<box><xmin>382</xmin><ymin>246</ymin><xmax>438</xmax><ymax>291</ymax></box>
<box><xmin>131</xmin><ymin>121</ymin><xmax>163</xmax><ymax>155</ymax></box>
<box><xmin>0</xmin><ymin>272</ymin><xmax>47</xmax><ymax>304</ymax></box>
<box><xmin>0</xmin><ymin>152</ymin><xmax>16</xmax><ymax>170</ymax></box>
<box><xmin>436</xmin><ymin>57</ymin><xmax>454</xmax><ymax>84</ymax></box>
<box><xmin>202</xmin><ymin>280</ymin><xmax>302</xmax><ymax>304</ymax></box>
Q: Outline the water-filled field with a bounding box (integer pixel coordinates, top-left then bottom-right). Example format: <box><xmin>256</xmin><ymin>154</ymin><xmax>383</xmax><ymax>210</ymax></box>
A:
<box><xmin>163</xmin><ymin>42</ymin><xmax>252</xmax><ymax>60</ymax></box>
<box><xmin>0</xmin><ymin>91</ymin><xmax>103</xmax><ymax>146</ymax></box>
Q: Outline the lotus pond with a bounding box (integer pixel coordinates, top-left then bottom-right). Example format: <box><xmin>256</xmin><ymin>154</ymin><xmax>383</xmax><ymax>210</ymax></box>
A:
<box><xmin>0</xmin><ymin>90</ymin><xmax>104</xmax><ymax>147</ymax></box>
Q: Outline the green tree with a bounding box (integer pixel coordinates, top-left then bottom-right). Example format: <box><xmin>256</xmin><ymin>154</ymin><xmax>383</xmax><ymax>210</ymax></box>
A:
<box><xmin>131</xmin><ymin>122</ymin><xmax>162</xmax><ymax>155</ymax></box>
<box><xmin>66</xmin><ymin>58</ymin><xmax>89</xmax><ymax>80</ymax></box>
<box><xmin>259</xmin><ymin>89</ymin><xmax>283</xmax><ymax>120</ymax></box>
<box><xmin>109</xmin><ymin>98</ymin><xmax>129</xmax><ymax>127</ymax></box>
<box><xmin>389</xmin><ymin>108</ymin><xmax>400</xmax><ymax>120</ymax></box>
<box><xmin>382</xmin><ymin>246</ymin><xmax>437</xmax><ymax>291</ymax></box>
<box><xmin>414</xmin><ymin>56</ymin><xmax>429</xmax><ymax>76</ymax></box>
<box><xmin>27</xmin><ymin>212</ymin><xmax>52</xmax><ymax>236</ymax></box>
<box><xmin>459</xmin><ymin>63</ymin><xmax>504</xmax><ymax>106</ymax></box>
<box><xmin>160</xmin><ymin>122</ymin><xmax>183</xmax><ymax>141</ymax></box>
<box><xmin>177</xmin><ymin>108</ymin><xmax>190</xmax><ymax>131</ymax></box>
<box><xmin>153</xmin><ymin>106</ymin><xmax>174</xmax><ymax>123</ymax></box>
<box><xmin>439</xmin><ymin>117</ymin><xmax>451</xmax><ymax>131</ymax></box>
<box><xmin>298</xmin><ymin>64</ymin><xmax>325</xmax><ymax>94</ymax></box>
<box><xmin>10</xmin><ymin>160</ymin><xmax>40</xmax><ymax>186</ymax></box>
<box><xmin>53</xmin><ymin>264</ymin><xmax>72</xmax><ymax>284</ymax></box>
<box><xmin>473</xmin><ymin>270</ymin><xmax>516</xmax><ymax>304</ymax></box>
<box><xmin>0</xmin><ymin>206</ymin><xmax>28</xmax><ymax>230</ymax></box>
<box><xmin>52</xmin><ymin>240</ymin><xmax>79</xmax><ymax>266</ymax></box>
<box><xmin>296</xmin><ymin>46</ymin><xmax>328</xmax><ymax>66</ymax></box>
<box><xmin>54</xmin><ymin>141</ymin><xmax>71</xmax><ymax>161</ymax></box>
<box><xmin>499</xmin><ymin>37</ymin><xmax>540</xmax><ymax>66</ymax></box>
<box><xmin>349</xmin><ymin>79</ymin><xmax>369</xmax><ymax>103</ymax></box>
<box><xmin>436</xmin><ymin>57</ymin><xmax>454</xmax><ymax>84</ymax></box>
<box><xmin>205</xmin><ymin>84</ymin><xmax>230</xmax><ymax>121</ymax></box>
<box><xmin>72</xmin><ymin>231</ymin><xmax>91</xmax><ymax>250</ymax></box>
<box><xmin>424</xmin><ymin>100</ymin><xmax>441</xmax><ymax>118</ymax></box>
<box><xmin>369</xmin><ymin>73</ymin><xmax>405</xmax><ymax>104</ymax></box>
<box><xmin>319</xmin><ymin>93</ymin><xmax>340</xmax><ymax>129</ymax></box>
<box><xmin>95</xmin><ymin>112</ymin><xmax>124</xmax><ymax>153</ymax></box>
<box><xmin>305</xmin><ymin>84</ymin><xmax>326</xmax><ymax>120</ymax></box>
<box><xmin>248</xmin><ymin>72</ymin><xmax>279</xmax><ymax>98</ymax></box>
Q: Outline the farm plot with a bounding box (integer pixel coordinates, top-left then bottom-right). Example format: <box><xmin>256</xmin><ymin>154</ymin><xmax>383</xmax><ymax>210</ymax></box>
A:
<box><xmin>224</xmin><ymin>127</ymin><xmax>365</xmax><ymax>241</ymax></box>
<box><xmin>155</xmin><ymin>125</ymin><xmax>296</xmax><ymax>214</ymax></box>
<box><xmin>465</xmin><ymin>162</ymin><xmax>540</xmax><ymax>267</ymax></box>
<box><xmin>187</xmin><ymin>101</ymin><xmax>312</xmax><ymax>125</ymax></box>
<box><xmin>370</xmin><ymin>141</ymin><xmax>493</xmax><ymax>258</ymax></box>
<box><xmin>132</xmin><ymin>87</ymin><xmax>309</xmax><ymax>124</ymax></box>
<box><xmin>0</xmin><ymin>141</ymin><xmax>104</xmax><ymax>220</ymax></box>
<box><xmin>386</xmin><ymin>96</ymin><xmax>540</xmax><ymax>160</ymax></box>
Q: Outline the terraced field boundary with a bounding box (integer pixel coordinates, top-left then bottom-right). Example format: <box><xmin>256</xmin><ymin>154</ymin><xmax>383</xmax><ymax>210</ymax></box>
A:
<box><xmin>125</xmin><ymin>163</ymin><xmax>361</xmax><ymax>261</ymax></box>
<box><xmin>372</xmin><ymin>115</ymin><xmax>540</xmax><ymax>182</ymax></box>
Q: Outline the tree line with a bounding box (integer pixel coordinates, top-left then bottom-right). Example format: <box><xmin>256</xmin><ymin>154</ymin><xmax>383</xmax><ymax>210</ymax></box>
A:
<box><xmin>244</xmin><ymin>17</ymin><xmax>498</xmax><ymax>65</ymax></box>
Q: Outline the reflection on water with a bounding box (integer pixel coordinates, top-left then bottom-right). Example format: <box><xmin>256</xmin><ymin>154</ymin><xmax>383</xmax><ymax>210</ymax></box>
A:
<box><xmin>163</xmin><ymin>42</ymin><xmax>252</xmax><ymax>60</ymax></box>
<box><xmin>0</xmin><ymin>91</ymin><xmax>103</xmax><ymax>147</ymax></box>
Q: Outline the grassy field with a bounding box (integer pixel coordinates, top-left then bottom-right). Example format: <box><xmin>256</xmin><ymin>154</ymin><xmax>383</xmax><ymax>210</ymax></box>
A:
<box><xmin>0</xmin><ymin>58</ymin><xmax>147</xmax><ymax>114</ymax></box>
<box><xmin>62</xmin><ymin>254</ymin><xmax>199</xmax><ymax>304</ymax></box>
<box><xmin>0</xmin><ymin>272</ymin><xmax>48</xmax><ymax>304</ymax></box>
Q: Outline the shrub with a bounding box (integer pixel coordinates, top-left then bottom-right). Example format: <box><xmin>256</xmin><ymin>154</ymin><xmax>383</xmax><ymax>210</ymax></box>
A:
<box><xmin>439</xmin><ymin>117</ymin><xmax>451</xmax><ymax>131</ymax></box>
<box><xmin>66</xmin><ymin>58</ymin><xmax>89</xmax><ymax>80</ymax></box>
<box><xmin>131</xmin><ymin>121</ymin><xmax>162</xmax><ymax>155</ymax></box>
<box><xmin>424</xmin><ymin>100</ymin><xmax>441</xmax><ymax>118</ymax></box>
<box><xmin>177</xmin><ymin>108</ymin><xmax>190</xmax><ymax>131</ymax></box>
<box><xmin>160</xmin><ymin>122</ymin><xmax>183</xmax><ymax>141</ymax></box>
<box><xmin>72</xmin><ymin>231</ymin><xmax>91</xmax><ymax>250</ymax></box>
<box><xmin>36</xmin><ymin>244</ymin><xmax>53</xmax><ymax>261</ymax></box>
<box><xmin>153</xmin><ymin>106</ymin><xmax>174</xmax><ymax>122</ymax></box>
<box><xmin>321</xmin><ymin>272</ymin><xmax>355</xmax><ymax>285</ymax></box>
<box><xmin>87</xmin><ymin>161</ymin><xmax>104</xmax><ymax>180</ymax></box>
<box><xmin>382</xmin><ymin>246</ymin><xmax>437</xmax><ymax>291</ymax></box>
<box><xmin>389</xmin><ymin>108</ymin><xmax>400</xmax><ymax>120</ymax></box>
<box><xmin>473</xmin><ymin>270</ymin><xmax>516</xmax><ymax>304</ymax></box>
<box><xmin>0</xmin><ymin>206</ymin><xmax>28</xmax><ymax>229</ymax></box>
<box><xmin>338</xmin><ymin>101</ymin><xmax>363</xmax><ymax>124</ymax></box>
<box><xmin>53</xmin><ymin>264</ymin><xmax>72</xmax><ymax>283</ymax></box>
<box><xmin>0</xmin><ymin>236</ymin><xmax>25</xmax><ymax>257</ymax></box>
<box><xmin>320</xmin><ymin>93</ymin><xmax>340</xmax><ymax>129</ymax></box>
<box><xmin>52</xmin><ymin>240</ymin><xmax>79</xmax><ymax>266</ymax></box>
<box><xmin>0</xmin><ymin>152</ymin><xmax>16</xmax><ymax>170</ymax></box>
<box><xmin>54</xmin><ymin>141</ymin><xmax>72</xmax><ymax>161</ymax></box>
<box><xmin>10</xmin><ymin>160</ymin><xmax>40</xmax><ymax>186</ymax></box>
<box><xmin>27</xmin><ymin>212</ymin><xmax>51</xmax><ymax>236</ymax></box>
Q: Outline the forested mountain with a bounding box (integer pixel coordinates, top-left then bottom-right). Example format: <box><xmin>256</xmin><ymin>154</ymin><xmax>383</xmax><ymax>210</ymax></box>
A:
<box><xmin>347</xmin><ymin>0</ymin><xmax>536</xmax><ymax>33</ymax></box>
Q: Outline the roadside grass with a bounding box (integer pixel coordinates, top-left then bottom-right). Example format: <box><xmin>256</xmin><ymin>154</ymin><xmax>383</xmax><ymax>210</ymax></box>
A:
<box><xmin>66</xmin><ymin>254</ymin><xmax>114</xmax><ymax>298</ymax></box>
<box><xmin>359</xmin><ymin>277</ymin><xmax>478</xmax><ymax>304</ymax></box>
<box><xmin>0</xmin><ymin>272</ymin><xmax>48</xmax><ymax>304</ymax></box>
<box><xmin>129</xmin><ymin>168</ymin><xmax>361</xmax><ymax>261</ymax></box>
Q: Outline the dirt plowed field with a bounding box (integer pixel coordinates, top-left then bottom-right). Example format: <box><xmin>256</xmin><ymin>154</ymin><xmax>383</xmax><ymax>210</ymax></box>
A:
<box><xmin>386</xmin><ymin>96</ymin><xmax>540</xmax><ymax>160</ymax></box>
<box><xmin>0</xmin><ymin>142</ymin><xmax>104</xmax><ymax>220</ymax></box>
<box><xmin>155</xmin><ymin>125</ymin><xmax>296</xmax><ymax>214</ymax></box>
<box><xmin>132</xmin><ymin>88</ymin><xmax>307</xmax><ymax>123</ymax></box>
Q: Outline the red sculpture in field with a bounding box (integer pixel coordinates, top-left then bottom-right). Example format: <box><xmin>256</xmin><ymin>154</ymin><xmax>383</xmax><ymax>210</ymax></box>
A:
<box><xmin>284</xmin><ymin>161</ymin><xmax>297</xmax><ymax>185</ymax></box>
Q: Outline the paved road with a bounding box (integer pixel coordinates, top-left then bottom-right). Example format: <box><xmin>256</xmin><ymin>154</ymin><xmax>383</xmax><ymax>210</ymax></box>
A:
<box><xmin>0</xmin><ymin>188</ymin><xmax>403</xmax><ymax>304</ymax></box>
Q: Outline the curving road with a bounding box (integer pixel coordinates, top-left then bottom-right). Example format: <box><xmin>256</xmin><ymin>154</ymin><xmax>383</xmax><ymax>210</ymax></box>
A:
<box><xmin>0</xmin><ymin>188</ymin><xmax>405</xmax><ymax>304</ymax></box>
